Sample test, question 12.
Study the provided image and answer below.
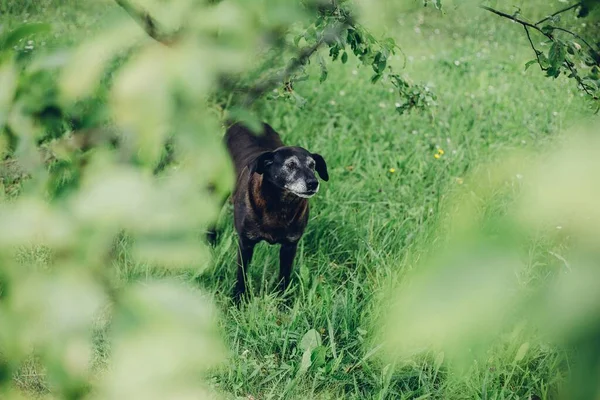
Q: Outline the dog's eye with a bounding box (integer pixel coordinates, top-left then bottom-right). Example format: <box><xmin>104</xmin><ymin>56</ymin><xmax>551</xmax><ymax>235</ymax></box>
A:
<box><xmin>286</xmin><ymin>160</ymin><xmax>298</xmax><ymax>169</ymax></box>
<box><xmin>307</xmin><ymin>160</ymin><xmax>315</xmax><ymax>169</ymax></box>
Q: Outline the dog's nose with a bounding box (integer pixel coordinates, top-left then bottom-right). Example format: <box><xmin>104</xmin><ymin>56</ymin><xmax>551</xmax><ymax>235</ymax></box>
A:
<box><xmin>306</xmin><ymin>179</ymin><xmax>319</xmax><ymax>192</ymax></box>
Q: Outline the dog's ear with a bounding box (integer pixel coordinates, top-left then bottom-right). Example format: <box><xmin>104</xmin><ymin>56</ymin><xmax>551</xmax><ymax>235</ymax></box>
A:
<box><xmin>311</xmin><ymin>153</ymin><xmax>329</xmax><ymax>181</ymax></box>
<box><xmin>249</xmin><ymin>151</ymin><xmax>274</xmax><ymax>175</ymax></box>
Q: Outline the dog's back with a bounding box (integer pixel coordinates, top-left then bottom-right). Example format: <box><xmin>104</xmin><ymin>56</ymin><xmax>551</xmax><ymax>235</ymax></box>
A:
<box><xmin>225</xmin><ymin>122</ymin><xmax>284</xmax><ymax>177</ymax></box>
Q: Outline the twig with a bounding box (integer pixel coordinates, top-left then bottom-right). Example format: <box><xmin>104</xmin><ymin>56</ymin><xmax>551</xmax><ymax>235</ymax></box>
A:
<box><xmin>114</xmin><ymin>0</ymin><xmax>177</xmax><ymax>45</ymax></box>
<box><xmin>565</xmin><ymin>60</ymin><xmax>598</xmax><ymax>99</ymax></box>
<box><xmin>482</xmin><ymin>4</ymin><xmax>599</xmax><ymax>102</ymax></box>
<box><xmin>480</xmin><ymin>5</ymin><xmax>546</xmax><ymax>33</ymax></box>
<box><xmin>536</xmin><ymin>2</ymin><xmax>582</xmax><ymax>26</ymax></box>
<box><xmin>240</xmin><ymin>21</ymin><xmax>349</xmax><ymax>107</ymax></box>
<box><xmin>524</xmin><ymin>26</ymin><xmax>547</xmax><ymax>71</ymax></box>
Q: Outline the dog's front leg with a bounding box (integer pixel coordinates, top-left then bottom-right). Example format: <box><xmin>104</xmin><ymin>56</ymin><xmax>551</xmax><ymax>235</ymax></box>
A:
<box><xmin>278</xmin><ymin>242</ymin><xmax>298</xmax><ymax>294</ymax></box>
<box><xmin>234</xmin><ymin>237</ymin><xmax>255</xmax><ymax>303</ymax></box>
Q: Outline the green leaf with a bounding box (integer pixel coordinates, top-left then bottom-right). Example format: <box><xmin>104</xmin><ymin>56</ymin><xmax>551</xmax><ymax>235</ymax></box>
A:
<box><xmin>311</xmin><ymin>346</ymin><xmax>327</xmax><ymax>368</ymax></box>
<box><xmin>371</xmin><ymin>73</ymin><xmax>382</xmax><ymax>84</ymax></box>
<box><xmin>524</xmin><ymin>60</ymin><xmax>538</xmax><ymax>71</ymax></box>
<box><xmin>300</xmin><ymin>329</ymin><xmax>322</xmax><ymax>352</ymax></box>
<box><xmin>0</xmin><ymin>23</ymin><xmax>52</xmax><ymax>51</ymax></box>
<box><xmin>547</xmin><ymin>41</ymin><xmax>566</xmax><ymax>78</ymax></box>
<box><xmin>319</xmin><ymin>54</ymin><xmax>328</xmax><ymax>83</ymax></box>
<box><xmin>341</xmin><ymin>51</ymin><xmax>348</xmax><ymax>64</ymax></box>
<box><xmin>514</xmin><ymin>342</ymin><xmax>529</xmax><ymax>362</ymax></box>
<box><xmin>298</xmin><ymin>329</ymin><xmax>322</xmax><ymax>375</ymax></box>
<box><xmin>329</xmin><ymin>44</ymin><xmax>340</xmax><ymax>61</ymax></box>
<box><xmin>291</xmin><ymin>91</ymin><xmax>307</xmax><ymax>108</ymax></box>
<box><xmin>541</xmin><ymin>25</ymin><xmax>555</xmax><ymax>35</ymax></box>
<box><xmin>299</xmin><ymin>348</ymin><xmax>312</xmax><ymax>374</ymax></box>
<box><xmin>373</xmin><ymin>52</ymin><xmax>387</xmax><ymax>74</ymax></box>
<box><xmin>319</xmin><ymin>69</ymin><xmax>328</xmax><ymax>83</ymax></box>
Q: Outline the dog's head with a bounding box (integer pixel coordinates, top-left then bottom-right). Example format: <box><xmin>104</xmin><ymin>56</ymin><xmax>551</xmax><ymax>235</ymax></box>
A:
<box><xmin>249</xmin><ymin>146</ymin><xmax>329</xmax><ymax>198</ymax></box>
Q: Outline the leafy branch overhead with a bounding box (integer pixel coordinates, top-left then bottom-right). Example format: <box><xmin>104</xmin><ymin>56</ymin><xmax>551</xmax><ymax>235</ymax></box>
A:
<box><xmin>114</xmin><ymin>0</ymin><xmax>436</xmax><ymax>115</ymax></box>
<box><xmin>481</xmin><ymin>2</ymin><xmax>600</xmax><ymax>105</ymax></box>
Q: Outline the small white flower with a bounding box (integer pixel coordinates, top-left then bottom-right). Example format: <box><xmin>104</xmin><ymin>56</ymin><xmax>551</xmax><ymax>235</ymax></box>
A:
<box><xmin>516</xmin><ymin>174</ymin><xmax>523</xmax><ymax>180</ymax></box>
<box><xmin>414</xmin><ymin>27</ymin><xmax>422</xmax><ymax>34</ymax></box>
<box><xmin>412</xmin><ymin>130</ymin><xmax>418</xmax><ymax>135</ymax></box>
<box><xmin>352</xmin><ymin>70</ymin><xmax>358</xmax><ymax>76</ymax></box>
<box><xmin>556</xmin><ymin>226</ymin><xmax>563</xmax><ymax>230</ymax></box>
<box><xmin>339</xmin><ymin>90</ymin><xmax>346</xmax><ymax>96</ymax></box>
<box><xmin>454</xmin><ymin>60</ymin><xmax>460</xmax><ymax>66</ymax></box>
<box><xmin>552</xmin><ymin>111</ymin><xmax>559</xmax><ymax>117</ymax></box>
<box><xmin>329</xmin><ymin>100</ymin><xmax>336</xmax><ymax>106</ymax></box>
<box><xmin>395</xmin><ymin>102</ymin><xmax>401</xmax><ymax>108</ymax></box>
<box><xmin>434</xmin><ymin>29</ymin><xmax>440</xmax><ymax>35</ymax></box>
<box><xmin>378</xmin><ymin>102</ymin><xmax>386</xmax><ymax>108</ymax></box>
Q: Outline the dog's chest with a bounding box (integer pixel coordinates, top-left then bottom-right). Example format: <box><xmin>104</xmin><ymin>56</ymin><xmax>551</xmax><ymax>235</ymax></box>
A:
<box><xmin>243</xmin><ymin>206</ymin><xmax>307</xmax><ymax>244</ymax></box>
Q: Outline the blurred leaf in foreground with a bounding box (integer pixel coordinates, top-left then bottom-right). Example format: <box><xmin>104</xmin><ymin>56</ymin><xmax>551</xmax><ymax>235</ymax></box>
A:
<box><xmin>381</xmin><ymin>123</ymin><xmax>600</xmax><ymax>399</ymax></box>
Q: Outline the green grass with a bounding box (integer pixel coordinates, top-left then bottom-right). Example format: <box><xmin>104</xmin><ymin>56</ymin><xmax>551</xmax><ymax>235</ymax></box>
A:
<box><xmin>3</xmin><ymin>1</ymin><xmax>597</xmax><ymax>399</ymax></box>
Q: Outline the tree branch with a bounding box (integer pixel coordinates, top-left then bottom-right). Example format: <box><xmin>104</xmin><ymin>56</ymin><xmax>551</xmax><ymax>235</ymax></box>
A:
<box><xmin>524</xmin><ymin>26</ymin><xmax>547</xmax><ymax>71</ymax></box>
<box><xmin>114</xmin><ymin>0</ymin><xmax>177</xmax><ymax>45</ymax></box>
<box><xmin>480</xmin><ymin>5</ymin><xmax>547</xmax><ymax>34</ymax></box>
<box><xmin>239</xmin><ymin>21</ymin><xmax>350</xmax><ymax>107</ymax></box>
<box><xmin>482</xmin><ymin>4</ymin><xmax>598</xmax><ymax>103</ymax></box>
<box><xmin>564</xmin><ymin>59</ymin><xmax>598</xmax><ymax>99</ymax></box>
<box><xmin>535</xmin><ymin>2</ymin><xmax>582</xmax><ymax>26</ymax></box>
<box><xmin>548</xmin><ymin>25</ymin><xmax>600</xmax><ymax>55</ymax></box>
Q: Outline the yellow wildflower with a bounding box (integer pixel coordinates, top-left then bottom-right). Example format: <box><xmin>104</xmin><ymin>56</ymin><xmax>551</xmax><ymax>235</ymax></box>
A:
<box><xmin>389</xmin><ymin>168</ymin><xmax>396</xmax><ymax>173</ymax></box>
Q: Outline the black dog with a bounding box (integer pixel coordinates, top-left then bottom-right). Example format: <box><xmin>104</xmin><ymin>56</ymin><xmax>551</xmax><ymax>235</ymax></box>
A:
<box><xmin>217</xmin><ymin>121</ymin><xmax>328</xmax><ymax>302</ymax></box>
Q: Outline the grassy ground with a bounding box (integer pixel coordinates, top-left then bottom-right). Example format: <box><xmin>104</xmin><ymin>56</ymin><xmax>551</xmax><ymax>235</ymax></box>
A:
<box><xmin>3</xmin><ymin>0</ymin><xmax>597</xmax><ymax>399</ymax></box>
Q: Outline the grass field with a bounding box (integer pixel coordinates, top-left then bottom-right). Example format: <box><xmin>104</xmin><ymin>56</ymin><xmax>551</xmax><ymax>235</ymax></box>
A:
<box><xmin>3</xmin><ymin>0</ymin><xmax>598</xmax><ymax>399</ymax></box>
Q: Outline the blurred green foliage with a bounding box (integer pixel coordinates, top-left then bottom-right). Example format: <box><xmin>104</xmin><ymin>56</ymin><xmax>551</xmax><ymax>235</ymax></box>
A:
<box><xmin>380</xmin><ymin>127</ymin><xmax>600</xmax><ymax>400</ymax></box>
<box><xmin>0</xmin><ymin>0</ymin><xmax>440</xmax><ymax>398</ymax></box>
<box><xmin>1</xmin><ymin>0</ymin><xmax>600</xmax><ymax>399</ymax></box>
